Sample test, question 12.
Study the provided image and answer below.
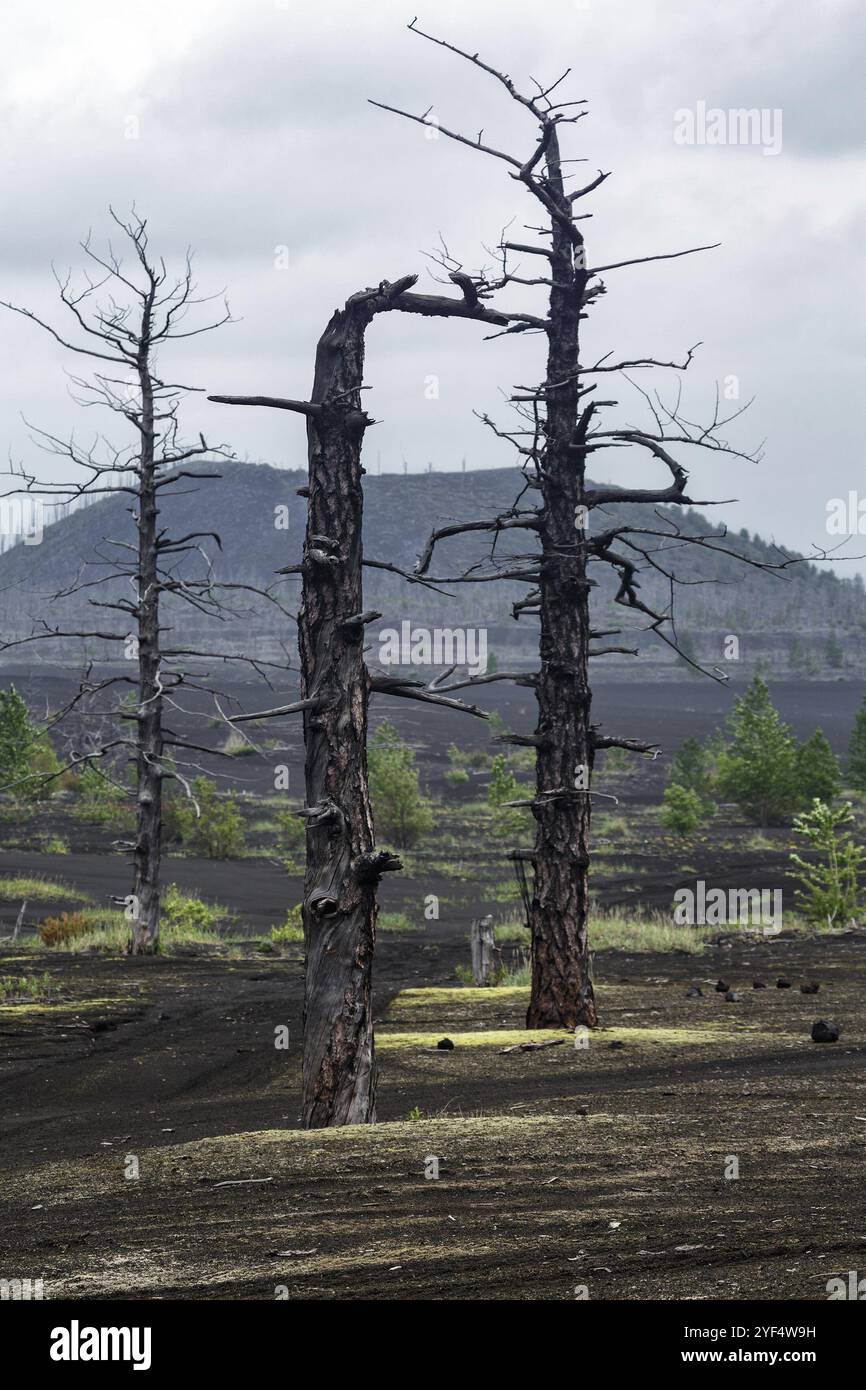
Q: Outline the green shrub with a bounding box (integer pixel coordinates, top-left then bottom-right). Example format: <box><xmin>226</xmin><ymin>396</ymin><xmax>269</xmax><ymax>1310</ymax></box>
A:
<box><xmin>487</xmin><ymin>754</ymin><xmax>530</xmax><ymax>837</ymax></box>
<box><xmin>170</xmin><ymin>777</ymin><xmax>246</xmax><ymax>859</ymax></box>
<box><xmin>41</xmin><ymin>836</ymin><xmax>69</xmax><ymax>855</ymax></box>
<box><xmin>271</xmin><ymin>903</ymin><xmax>304</xmax><ymax>946</ymax></box>
<box><xmin>660</xmin><ymin>784</ymin><xmax>703</xmax><ymax>835</ymax></box>
<box><xmin>668</xmin><ymin>736</ymin><xmax>715</xmax><ymax>813</ymax></box>
<box><xmin>162</xmin><ymin>884</ymin><xmax>222</xmax><ymax>933</ymax></box>
<box><xmin>443</xmin><ymin>767</ymin><xmax>470</xmax><ymax>787</ymax></box>
<box><xmin>368</xmin><ymin>722</ymin><xmax>434</xmax><ymax>849</ymax></box>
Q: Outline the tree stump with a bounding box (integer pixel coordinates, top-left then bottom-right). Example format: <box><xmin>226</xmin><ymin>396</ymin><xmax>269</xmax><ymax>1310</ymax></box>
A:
<box><xmin>470</xmin><ymin>915</ymin><xmax>496</xmax><ymax>985</ymax></box>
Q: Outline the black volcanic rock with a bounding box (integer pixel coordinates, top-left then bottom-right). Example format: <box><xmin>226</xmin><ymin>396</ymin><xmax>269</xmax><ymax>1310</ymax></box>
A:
<box><xmin>811</xmin><ymin>1019</ymin><xmax>841</xmax><ymax>1043</ymax></box>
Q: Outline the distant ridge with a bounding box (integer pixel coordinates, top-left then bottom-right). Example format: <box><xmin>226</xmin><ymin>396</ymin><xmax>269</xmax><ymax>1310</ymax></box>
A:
<box><xmin>0</xmin><ymin>462</ymin><xmax>862</xmax><ymax>678</ymax></box>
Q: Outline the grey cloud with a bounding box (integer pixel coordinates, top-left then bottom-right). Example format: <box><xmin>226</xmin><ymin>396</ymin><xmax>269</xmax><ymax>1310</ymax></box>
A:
<box><xmin>0</xmin><ymin>0</ymin><xmax>863</xmax><ymax>574</ymax></box>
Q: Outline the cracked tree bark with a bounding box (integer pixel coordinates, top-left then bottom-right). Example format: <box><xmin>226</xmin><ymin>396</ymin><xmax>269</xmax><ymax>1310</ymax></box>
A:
<box><xmin>299</xmin><ymin>287</ymin><xmax>403</xmax><ymax>1127</ymax></box>
<box><xmin>130</xmin><ymin>313</ymin><xmax>164</xmax><ymax>956</ymax></box>
<box><xmin>525</xmin><ymin>125</ymin><xmax>598</xmax><ymax>1029</ymax></box>
<box><xmin>210</xmin><ymin>273</ymin><xmax>516</xmax><ymax>1127</ymax></box>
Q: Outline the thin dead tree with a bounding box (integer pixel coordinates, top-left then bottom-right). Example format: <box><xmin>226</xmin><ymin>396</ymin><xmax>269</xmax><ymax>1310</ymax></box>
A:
<box><xmin>369</xmin><ymin>21</ymin><xmax>798</xmax><ymax>1029</ymax></box>
<box><xmin>209</xmin><ymin>276</ymin><xmax>541</xmax><ymax>1125</ymax></box>
<box><xmin>0</xmin><ymin>211</ymin><xmax>290</xmax><ymax>953</ymax></box>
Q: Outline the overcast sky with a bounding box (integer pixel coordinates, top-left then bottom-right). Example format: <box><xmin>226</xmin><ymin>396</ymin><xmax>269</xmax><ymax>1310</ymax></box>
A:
<box><xmin>0</xmin><ymin>0</ymin><xmax>863</xmax><ymax>570</ymax></box>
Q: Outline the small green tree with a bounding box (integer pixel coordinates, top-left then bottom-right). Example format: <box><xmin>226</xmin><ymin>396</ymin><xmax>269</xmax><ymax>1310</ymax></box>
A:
<box><xmin>789</xmin><ymin>799</ymin><xmax>864</xmax><ymax>925</ymax></box>
<box><xmin>0</xmin><ymin>686</ymin><xmax>61</xmax><ymax>801</ymax></box>
<box><xmin>796</xmin><ymin>729</ymin><xmax>841</xmax><ymax>803</ymax></box>
<box><xmin>171</xmin><ymin>777</ymin><xmax>246</xmax><ymax>859</ymax></box>
<box><xmin>0</xmin><ymin>687</ymin><xmax>35</xmax><ymax>791</ymax></box>
<box><xmin>847</xmin><ymin>696</ymin><xmax>866</xmax><ymax>790</ymax></box>
<box><xmin>367</xmin><ymin>721</ymin><xmax>434</xmax><ymax>849</ymax></box>
<box><xmin>668</xmin><ymin>736</ymin><xmax>715</xmax><ymax>813</ymax></box>
<box><xmin>487</xmin><ymin>753</ymin><xmax>530</xmax><ymax>836</ymax></box>
<box><xmin>660</xmin><ymin>783</ymin><xmax>703</xmax><ymax>835</ymax></box>
<box><xmin>716</xmin><ymin>677</ymin><xmax>802</xmax><ymax>826</ymax></box>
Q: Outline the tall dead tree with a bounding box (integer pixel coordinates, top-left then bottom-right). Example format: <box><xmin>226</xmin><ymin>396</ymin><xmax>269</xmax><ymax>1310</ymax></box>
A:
<box><xmin>0</xmin><ymin>211</ymin><xmax>284</xmax><ymax>953</ymax></box>
<box><xmin>371</xmin><ymin>21</ymin><xmax>787</xmax><ymax>1028</ymax></box>
<box><xmin>210</xmin><ymin>281</ymin><xmax>538</xmax><ymax>1126</ymax></box>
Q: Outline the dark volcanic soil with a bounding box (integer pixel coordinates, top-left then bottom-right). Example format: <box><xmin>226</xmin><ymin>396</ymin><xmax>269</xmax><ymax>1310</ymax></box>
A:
<box><xmin>2</xmin><ymin>927</ymin><xmax>865</xmax><ymax>1301</ymax></box>
<box><xmin>2</xmin><ymin>672</ymin><xmax>866</xmax><ymax>1301</ymax></box>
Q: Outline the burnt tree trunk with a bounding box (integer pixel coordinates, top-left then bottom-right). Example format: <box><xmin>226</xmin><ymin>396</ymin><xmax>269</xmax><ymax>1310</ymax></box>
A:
<box><xmin>527</xmin><ymin>128</ymin><xmax>598</xmax><ymax>1029</ymax></box>
<box><xmin>209</xmin><ymin>273</ymin><xmax>502</xmax><ymax>1126</ymax></box>
<box><xmin>470</xmin><ymin>915</ymin><xmax>496</xmax><ymax>985</ymax></box>
<box><xmin>299</xmin><ymin>286</ymin><xmax>405</xmax><ymax>1127</ymax></box>
<box><xmin>130</xmin><ymin>293</ymin><xmax>163</xmax><ymax>956</ymax></box>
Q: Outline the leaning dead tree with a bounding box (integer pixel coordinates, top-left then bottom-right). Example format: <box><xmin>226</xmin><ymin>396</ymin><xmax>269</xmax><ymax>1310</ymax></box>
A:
<box><xmin>370</xmin><ymin>21</ymin><xmax>795</xmax><ymax>1028</ymax></box>
<box><xmin>0</xmin><ymin>211</ymin><xmax>287</xmax><ymax>953</ymax></box>
<box><xmin>210</xmin><ymin>278</ymin><xmax>539</xmax><ymax>1125</ymax></box>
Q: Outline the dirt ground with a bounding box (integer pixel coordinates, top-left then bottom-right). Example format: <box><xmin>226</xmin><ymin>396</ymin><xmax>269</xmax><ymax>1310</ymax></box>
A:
<box><xmin>2</xmin><ymin>925</ymin><xmax>865</xmax><ymax>1301</ymax></box>
<box><xmin>2</xmin><ymin>671</ymin><xmax>865</xmax><ymax>1301</ymax></box>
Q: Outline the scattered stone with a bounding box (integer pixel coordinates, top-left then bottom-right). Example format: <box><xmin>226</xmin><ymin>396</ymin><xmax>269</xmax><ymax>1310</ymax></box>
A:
<box><xmin>753</xmin><ymin>980</ymin><xmax>766</xmax><ymax>989</ymax></box>
<box><xmin>811</xmin><ymin>1019</ymin><xmax>841</xmax><ymax>1044</ymax></box>
<box><xmin>686</xmin><ymin>986</ymin><xmax>703</xmax><ymax>998</ymax></box>
<box><xmin>776</xmin><ymin>978</ymin><xmax>792</xmax><ymax>989</ymax></box>
<box><xmin>607</xmin><ymin>1040</ymin><xmax>626</xmax><ymax>1050</ymax></box>
<box><xmin>576</xmin><ymin>1105</ymin><xmax>589</xmax><ymax>1116</ymax></box>
<box><xmin>800</xmin><ymin>981</ymin><xmax>820</xmax><ymax>995</ymax></box>
<box><xmin>436</xmin><ymin>1037</ymin><xmax>454</xmax><ymax>1050</ymax></box>
<box><xmin>715</xmin><ymin>980</ymin><xmax>729</xmax><ymax>993</ymax></box>
<box><xmin>725</xmin><ymin>991</ymin><xmax>743</xmax><ymax>1003</ymax></box>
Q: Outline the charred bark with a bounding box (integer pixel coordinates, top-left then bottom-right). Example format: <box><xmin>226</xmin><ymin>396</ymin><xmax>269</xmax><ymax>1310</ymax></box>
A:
<box><xmin>129</xmin><ymin>311</ymin><xmax>163</xmax><ymax>956</ymax></box>
<box><xmin>299</xmin><ymin>288</ymin><xmax>400</xmax><ymax>1127</ymax></box>
<box><xmin>209</xmin><ymin>275</ymin><xmax>522</xmax><ymax>1127</ymax></box>
<box><xmin>371</xmin><ymin>22</ymin><xmax>804</xmax><ymax>1032</ymax></box>
<box><xmin>526</xmin><ymin>127</ymin><xmax>597</xmax><ymax>1028</ymax></box>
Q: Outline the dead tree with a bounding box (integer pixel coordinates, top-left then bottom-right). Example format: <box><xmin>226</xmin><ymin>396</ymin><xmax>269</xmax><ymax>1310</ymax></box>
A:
<box><xmin>371</xmin><ymin>21</ymin><xmax>797</xmax><ymax>1029</ymax></box>
<box><xmin>0</xmin><ymin>211</ymin><xmax>285</xmax><ymax>953</ymax></box>
<box><xmin>209</xmin><ymin>279</ymin><xmax>538</xmax><ymax>1125</ymax></box>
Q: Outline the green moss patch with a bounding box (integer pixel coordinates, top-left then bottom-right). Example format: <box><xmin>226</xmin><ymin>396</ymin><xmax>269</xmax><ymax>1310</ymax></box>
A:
<box><xmin>377</xmin><ymin>1024</ymin><xmax>750</xmax><ymax>1051</ymax></box>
